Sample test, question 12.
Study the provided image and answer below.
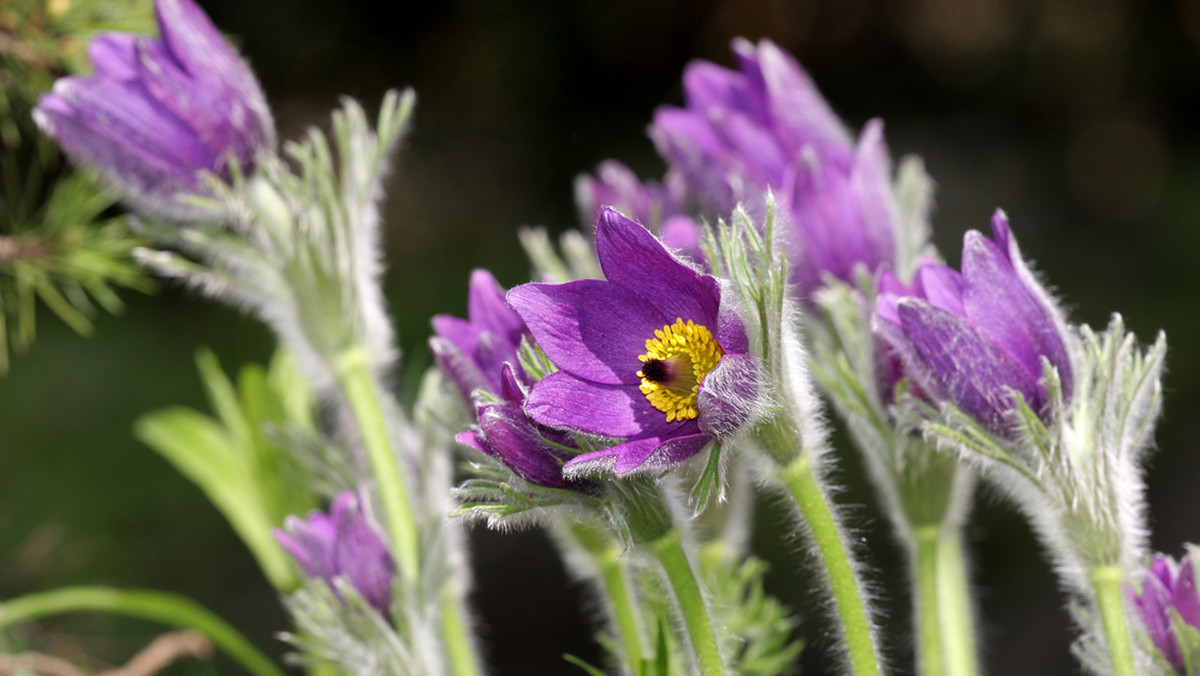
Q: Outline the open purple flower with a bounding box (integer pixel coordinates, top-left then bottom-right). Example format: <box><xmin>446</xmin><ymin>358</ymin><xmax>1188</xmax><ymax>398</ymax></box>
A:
<box><xmin>508</xmin><ymin>207</ymin><xmax>759</xmax><ymax>475</ymax></box>
<box><xmin>1129</xmin><ymin>553</ymin><xmax>1200</xmax><ymax>674</ymax></box>
<box><xmin>33</xmin><ymin>0</ymin><xmax>274</xmax><ymax>220</ymax></box>
<box><xmin>274</xmin><ymin>491</ymin><xmax>395</xmax><ymax>616</ymax></box>
<box><xmin>873</xmin><ymin>211</ymin><xmax>1073</xmax><ymax>433</ymax></box>
<box><xmin>649</xmin><ymin>38</ymin><xmax>896</xmax><ymax>296</ymax></box>
<box><xmin>430</xmin><ymin>269</ymin><xmax>529</xmax><ymax>402</ymax></box>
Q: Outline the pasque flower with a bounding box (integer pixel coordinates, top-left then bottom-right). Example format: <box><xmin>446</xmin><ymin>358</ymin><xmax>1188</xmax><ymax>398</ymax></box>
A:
<box><xmin>1129</xmin><ymin>553</ymin><xmax>1200</xmax><ymax>674</ymax></box>
<box><xmin>430</xmin><ymin>268</ymin><xmax>529</xmax><ymax>402</ymax></box>
<box><xmin>34</xmin><ymin>0</ymin><xmax>274</xmax><ymax>220</ymax></box>
<box><xmin>508</xmin><ymin>207</ymin><xmax>759</xmax><ymax>475</ymax></box>
<box><xmin>873</xmin><ymin>211</ymin><xmax>1073</xmax><ymax>433</ymax></box>
<box><xmin>274</xmin><ymin>491</ymin><xmax>395</xmax><ymax>616</ymax></box>
<box><xmin>650</xmin><ymin>38</ymin><xmax>897</xmax><ymax>295</ymax></box>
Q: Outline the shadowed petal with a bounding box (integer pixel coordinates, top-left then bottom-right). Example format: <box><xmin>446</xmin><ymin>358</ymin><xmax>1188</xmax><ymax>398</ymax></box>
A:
<box><xmin>595</xmin><ymin>208</ymin><xmax>720</xmax><ymax>327</ymax></box>
<box><xmin>525</xmin><ymin>371</ymin><xmax>692</xmax><ymax>439</ymax></box>
<box><xmin>509</xmin><ymin>279</ymin><xmax>665</xmax><ymax>385</ymax></box>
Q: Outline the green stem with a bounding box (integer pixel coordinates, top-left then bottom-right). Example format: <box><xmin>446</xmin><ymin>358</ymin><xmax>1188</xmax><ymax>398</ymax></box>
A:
<box><xmin>1091</xmin><ymin>565</ymin><xmax>1136</xmax><ymax>676</ymax></box>
<box><xmin>334</xmin><ymin>347</ymin><xmax>420</xmax><ymax>583</ymax></box>
<box><xmin>935</xmin><ymin>527</ymin><xmax>978</xmax><ymax>676</ymax></box>
<box><xmin>598</xmin><ymin>545</ymin><xmax>648</xmax><ymax>669</ymax></box>
<box><xmin>0</xmin><ymin>586</ymin><xmax>282</xmax><ymax>676</ymax></box>
<box><xmin>439</xmin><ymin>588</ymin><xmax>482</xmax><ymax>676</ymax></box>
<box><xmin>914</xmin><ymin>526</ymin><xmax>945</xmax><ymax>676</ymax></box>
<box><xmin>780</xmin><ymin>453</ymin><xmax>881</xmax><ymax>676</ymax></box>
<box><xmin>912</xmin><ymin>524</ymin><xmax>978</xmax><ymax>676</ymax></box>
<box><xmin>649</xmin><ymin>529</ymin><xmax>726</xmax><ymax>676</ymax></box>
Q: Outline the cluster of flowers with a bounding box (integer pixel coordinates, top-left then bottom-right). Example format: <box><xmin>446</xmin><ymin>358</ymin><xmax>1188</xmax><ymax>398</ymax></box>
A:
<box><xmin>25</xmin><ymin>1</ymin><xmax>1196</xmax><ymax>674</ymax></box>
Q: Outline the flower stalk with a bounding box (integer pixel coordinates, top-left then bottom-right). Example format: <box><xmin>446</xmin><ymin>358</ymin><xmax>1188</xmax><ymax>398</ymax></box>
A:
<box><xmin>650</xmin><ymin>528</ymin><xmax>727</xmax><ymax>676</ymax></box>
<box><xmin>776</xmin><ymin>442</ymin><xmax>881</xmax><ymax>676</ymax></box>
<box><xmin>1091</xmin><ymin>565</ymin><xmax>1136</xmax><ymax>676</ymax></box>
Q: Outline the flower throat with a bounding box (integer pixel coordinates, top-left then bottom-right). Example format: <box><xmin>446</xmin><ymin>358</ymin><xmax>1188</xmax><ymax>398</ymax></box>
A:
<box><xmin>637</xmin><ymin>318</ymin><xmax>724</xmax><ymax>422</ymax></box>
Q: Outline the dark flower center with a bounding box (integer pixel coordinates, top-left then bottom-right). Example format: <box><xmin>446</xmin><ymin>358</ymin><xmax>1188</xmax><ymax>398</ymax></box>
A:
<box><xmin>640</xmin><ymin>358</ymin><xmax>670</xmax><ymax>383</ymax></box>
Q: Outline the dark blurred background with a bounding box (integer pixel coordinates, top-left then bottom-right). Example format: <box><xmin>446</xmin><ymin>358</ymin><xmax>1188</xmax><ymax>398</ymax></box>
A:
<box><xmin>4</xmin><ymin>0</ymin><xmax>1200</xmax><ymax>673</ymax></box>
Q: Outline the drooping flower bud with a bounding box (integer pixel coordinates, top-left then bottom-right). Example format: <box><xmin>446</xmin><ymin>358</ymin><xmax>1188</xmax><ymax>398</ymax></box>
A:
<box><xmin>873</xmin><ymin>211</ymin><xmax>1073</xmax><ymax>434</ymax></box>
<box><xmin>34</xmin><ymin>0</ymin><xmax>275</xmax><ymax>221</ymax></box>
<box><xmin>274</xmin><ymin>491</ymin><xmax>395</xmax><ymax>616</ymax></box>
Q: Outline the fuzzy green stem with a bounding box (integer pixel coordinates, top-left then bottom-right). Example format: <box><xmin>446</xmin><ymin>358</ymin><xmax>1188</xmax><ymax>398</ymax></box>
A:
<box><xmin>439</xmin><ymin>588</ymin><xmax>482</xmax><ymax>676</ymax></box>
<box><xmin>650</xmin><ymin>529</ymin><xmax>726</xmax><ymax>676</ymax></box>
<box><xmin>914</xmin><ymin>527</ymin><xmax>945</xmax><ymax>676</ymax></box>
<box><xmin>1091</xmin><ymin>565</ymin><xmax>1136</xmax><ymax>676</ymax></box>
<box><xmin>0</xmin><ymin>586</ymin><xmax>282</xmax><ymax>676</ymax></box>
<box><xmin>912</xmin><ymin>525</ymin><xmax>978</xmax><ymax>676</ymax></box>
<box><xmin>334</xmin><ymin>347</ymin><xmax>420</xmax><ymax>583</ymax></box>
<box><xmin>780</xmin><ymin>453</ymin><xmax>881</xmax><ymax>676</ymax></box>
<box><xmin>597</xmin><ymin>546</ymin><xmax>648</xmax><ymax>670</ymax></box>
<box><xmin>935</xmin><ymin>528</ymin><xmax>978</xmax><ymax>676</ymax></box>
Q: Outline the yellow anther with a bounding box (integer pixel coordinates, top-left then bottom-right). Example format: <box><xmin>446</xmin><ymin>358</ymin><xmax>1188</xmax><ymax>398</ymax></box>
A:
<box><xmin>636</xmin><ymin>318</ymin><xmax>724</xmax><ymax>422</ymax></box>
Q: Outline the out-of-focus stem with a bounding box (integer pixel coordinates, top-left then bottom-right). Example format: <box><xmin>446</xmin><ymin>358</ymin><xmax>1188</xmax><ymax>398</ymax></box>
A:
<box><xmin>650</xmin><ymin>529</ymin><xmax>726</xmax><ymax>676</ymax></box>
<box><xmin>1091</xmin><ymin>565</ymin><xmax>1135</xmax><ymax>676</ymax></box>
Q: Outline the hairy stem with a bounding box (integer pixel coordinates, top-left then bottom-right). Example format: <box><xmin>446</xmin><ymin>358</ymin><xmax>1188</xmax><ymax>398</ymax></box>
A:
<box><xmin>649</xmin><ymin>529</ymin><xmax>726</xmax><ymax>676</ymax></box>
<box><xmin>1091</xmin><ymin>565</ymin><xmax>1136</xmax><ymax>676</ymax></box>
<box><xmin>779</xmin><ymin>450</ymin><xmax>882</xmax><ymax>676</ymax></box>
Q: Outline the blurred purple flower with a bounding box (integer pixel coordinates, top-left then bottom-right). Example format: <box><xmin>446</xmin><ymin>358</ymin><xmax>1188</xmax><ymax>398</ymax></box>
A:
<box><xmin>508</xmin><ymin>207</ymin><xmax>759</xmax><ymax>475</ymax></box>
<box><xmin>430</xmin><ymin>268</ymin><xmax>530</xmax><ymax>403</ymax></box>
<box><xmin>274</xmin><ymin>491</ymin><xmax>395</xmax><ymax>616</ymax></box>
<box><xmin>1129</xmin><ymin>553</ymin><xmax>1200</xmax><ymax>674</ymax></box>
<box><xmin>873</xmin><ymin>211</ymin><xmax>1073</xmax><ymax>433</ymax></box>
<box><xmin>34</xmin><ymin>0</ymin><xmax>274</xmax><ymax>220</ymax></box>
<box><xmin>577</xmin><ymin>160</ymin><xmax>705</xmax><ymax>263</ymax></box>
<box><xmin>649</xmin><ymin>38</ymin><xmax>897</xmax><ymax>295</ymax></box>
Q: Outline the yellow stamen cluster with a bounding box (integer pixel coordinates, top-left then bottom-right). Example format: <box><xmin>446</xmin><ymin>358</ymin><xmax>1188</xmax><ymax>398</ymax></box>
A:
<box><xmin>637</xmin><ymin>318</ymin><xmax>725</xmax><ymax>422</ymax></box>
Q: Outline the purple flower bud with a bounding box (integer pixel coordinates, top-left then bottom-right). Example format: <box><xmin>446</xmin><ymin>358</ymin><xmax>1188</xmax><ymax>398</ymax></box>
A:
<box><xmin>873</xmin><ymin>211</ymin><xmax>1073</xmax><ymax>433</ymax></box>
<box><xmin>33</xmin><ymin>0</ymin><xmax>275</xmax><ymax>221</ymax></box>
<box><xmin>274</xmin><ymin>491</ymin><xmax>395</xmax><ymax>616</ymax></box>
<box><xmin>456</xmin><ymin>365</ymin><xmax>586</xmax><ymax>491</ymax></box>
<box><xmin>430</xmin><ymin>269</ymin><xmax>530</xmax><ymax>403</ymax></box>
<box><xmin>649</xmin><ymin>38</ymin><xmax>897</xmax><ymax>296</ymax></box>
<box><xmin>508</xmin><ymin>207</ymin><xmax>760</xmax><ymax>476</ymax></box>
<box><xmin>1129</xmin><ymin>553</ymin><xmax>1200</xmax><ymax>673</ymax></box>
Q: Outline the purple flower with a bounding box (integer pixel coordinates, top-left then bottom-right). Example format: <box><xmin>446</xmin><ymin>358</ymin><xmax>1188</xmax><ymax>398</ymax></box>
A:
<box><xmin>274</xmin><ymin>491</ymin><xmax>395</xmax><ymax>616</ymax></box>
<box><xmin>577</xmin><ymin>160</ymin><xmax>705</xmax><ymax>263</ymax></box>
<box><xmin>649</xmin><ymin>38</ymin><xmax>896</xmax><ymax>295</ymax></box>
<box><xmin>33</xmin><ymin>0</ymin><xmax>274</xmax><ymax>220</ymax></box>
<box><xmin>508</xmin><ymin>207</ymin><xmax>759</xmax><ymax>475</ymax></box>
<box><xmin>1129</xmin><ymin>553</ymin><xmax>1200</xmax><ymax>674</ymax></box>
<box><xmin>430</xmin><ymin>269</ymin><xmax>529</xmax><ymax>402</ymax></box>
<box><xmin>456</xmin><ymin>364</ymin><xmax>585</xmax><ymax>491</ymax></box>
<box><xmin>873</xmin><ymin>211</ymin><xmax>1073</xmax><ymax>433</ymax></box>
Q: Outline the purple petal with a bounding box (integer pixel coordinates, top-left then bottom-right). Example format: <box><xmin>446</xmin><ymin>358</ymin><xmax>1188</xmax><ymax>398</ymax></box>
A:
<box><xmin>594</xmin><ymin>208</ymin><xmax>720</xmax><ymax>328</ymax></box>
<box><xmin>960</xmin><ymin>230</ymin><xmax>1056</xmax><ymax>384</ymax></box>
<box><xmin>697</xmin><ymin>353</ymin><xmax>760</xmax><ymax>438</ymax></box>
<box><xmin>563</xmin><ymin>433</ymin><xmax>709</xmax><ymax>476</ymax></box>
<box><xmin>524</xmin><ymin>371</ymin><xmax>690</xmax><ymax>440</ymax></box>
<box><xmin>849</xmin><ymin>119</ymin><xmax>897</xmax><ymax>269</ymax></box>
<box><xmin>88</xmin><ymin>33</ymin><xmax>140</xmax><ymax>80</ymax></box>
<box><xmin>472</xmin><ymin>402</ymin><xmax>573</xmax><ymax>489</ymax></box>
<box><xmin>1173</xmin><ymin>558</ymin><xmax>1200</xmax><ymax>629</ymax></box>
<box><xmin>508</xmin><ymin>279</ymin><xmax>665</xmax><ymax>386</ymax></box>
<box><xmin>332</xmin><ymin>496</ymin><xmax>395</xmax><ymax>614</ymax></box>
<box><xmin>735</xmin><ymin>38</ymin><xmax>850</xmax><ymax>157</ymax></box>
<box><xmin>468</xmin><ymin>269</ymin><xmax>526</xmax><ymax>346</ymax></box>
<box><xmin>682</xmin><ymin>61</ymin><xmax>755</xmax><ymax>115</ymax></box>
<box><xmin>897</xmin><ymin>299</ymin><xmax>1041</xmax><ymax>430</ymax></box>
<box><xmin>429</xmin><ymin>334</ymin><xmax>489</xmax><ymax>402</ymax></box>
<box><xmin>913</xmin><ymin>263</ymin><xmax>965</xmax><ymax>317</ymax></box>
